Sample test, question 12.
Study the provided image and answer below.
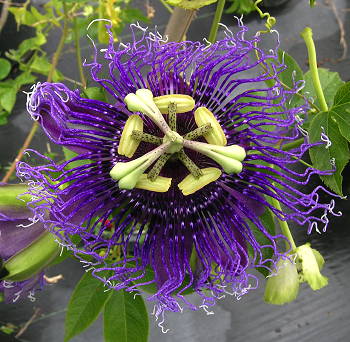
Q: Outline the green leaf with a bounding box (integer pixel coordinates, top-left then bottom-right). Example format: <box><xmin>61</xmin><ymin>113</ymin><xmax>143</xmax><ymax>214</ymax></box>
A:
<box><xmin>29</xmin><ymin>55</ymin><xmax>63</xmax><ymax>82</ymax></box>
<box><xmin>82</xmin><ymin>87</ymin><xmax>107</xmax><ymax>102</ymax></box>
<box><xmin>247</xmin><ymin>207</ymin><xmax>276</xmax><ymax>277</ymax></box>
<box><xmin>303</xmin><ymin>68</ymin><xmax>344</xmax><ymax>108</ymax></box>
<box><xmin>0</xmin><ymin>88</ymin><xmax>17</xmax><ymax>112</ymax></box>
<box><xmin>64</xmin><ymin>272</ymin><xmax>112</xmax><ymax>342</ymax></box>
<box><xmin>328</xmin><ymin>82</ymin><xmax>350</xmax><ymax>142</ymax></box>
<box><xmin>277</xmin><ymin>50</ymin><xmax>303</xmax><ymax>91</ymax></box>
<box><xmin>309</xmin><ymin>111</ymin><xmax>350</xmax><ymax>196</ymax></box>
<box><xmin>104</xmin><ymin>289</ymin><xmax>149</xmax><ymax>342</ymax></box>
<box><xmin>0</xmin><ymin>58</ymin><xmax>11</xmax><ymax>80</ymax></box>
<box><xmin>310</xmin><ymin>0</ymin><xmax>316</xmax><ymax>7</ymax></box>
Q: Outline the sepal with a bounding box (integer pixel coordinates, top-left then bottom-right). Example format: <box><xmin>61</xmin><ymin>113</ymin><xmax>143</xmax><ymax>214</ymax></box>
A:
<box><xmin>264</xmin><ymin>258</ymin><xmax>300</xmax><ymax>305</ymax></box>
<box><xmin>296</xmin><ymin>243</ymin><xmax>328</xmax><ymax>290</ymax></box>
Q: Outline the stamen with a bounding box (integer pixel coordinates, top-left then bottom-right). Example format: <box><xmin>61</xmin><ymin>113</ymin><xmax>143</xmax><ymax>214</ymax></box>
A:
<box><xmin>124</xmin><ymin>89</ymin><xmax>171</xmax><ymax>135</ymax></box>
<box><xmin>136</xmin><ymin>174</ymin><xmax>172</xmax><ymax>192</ymax></box>
<box><xmin>153</xmin><ymin>94</ymin><xmax>195</xmax><ymax>114</ymax></box>
<box><xmin>184</xmin><ymin>123</ymin><xmax>212</xmax><ymax>140</ymax></box>
<box><xmin>178</xmin><ymin>167</ymin><xmax>222</xmax><ymax>196</ymax></box>
<box><xmin>177</xmin><ymin>149</ymin><xmax>203</xmax><ymax>178</ymax></box>
<box><xmin>131</xmin><ymin>130</ymin><xmax>162</xmax><ymax>145</ymax></box>
<box><xmin>118</xmin><ymin>115</ymin><xmax>143</xmax><ymax>158</ymax></box>
<box><xmin>194</xmin><ymin>107</ymin><xmax>227</xmax><ymax>146</ymax></box>
<box><xmin>168</xmin><ymin>102</ymin><xmax>177</xmax><ymax>131</ymax></box>
<box><xmin>147</xmin><ymin>153</ymin><xmax>172</xmax><ymax>181</ymax></box>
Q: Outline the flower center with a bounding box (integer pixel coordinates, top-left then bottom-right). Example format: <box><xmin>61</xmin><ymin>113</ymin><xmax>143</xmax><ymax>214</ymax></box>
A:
<box><xmin>110</xmin><ymin>89</ymin><xmax>246</xmax><ymax>195</ymax></box>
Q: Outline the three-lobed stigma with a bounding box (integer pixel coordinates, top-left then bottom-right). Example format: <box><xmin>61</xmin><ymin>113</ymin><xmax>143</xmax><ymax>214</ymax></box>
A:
<box><xmin>110</xmin><ymin>89</ymin><xmax>246</xmax><ymax>195</ymax></box>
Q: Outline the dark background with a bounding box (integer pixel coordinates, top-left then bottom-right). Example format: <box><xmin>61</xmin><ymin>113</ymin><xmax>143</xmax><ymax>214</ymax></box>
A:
<box><xmin>0</xmin><ymin>0</ymin><xmax>349</xmax><ymax>341</ymax></box>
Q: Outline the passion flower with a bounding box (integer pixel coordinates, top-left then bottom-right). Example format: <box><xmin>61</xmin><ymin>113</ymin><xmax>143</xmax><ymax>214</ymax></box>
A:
<box><xmin>17</xmin><ymin>22</ymin><xmax>338</xmax><ymax>315</ymax></box>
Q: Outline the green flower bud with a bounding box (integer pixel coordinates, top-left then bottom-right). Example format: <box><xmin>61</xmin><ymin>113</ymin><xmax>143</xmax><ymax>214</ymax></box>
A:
<box><xmin>296</xmin><ymin>243</ymin><xmax>328</xmax><ymax>291</ymax></box>
<box><xmin>264</xmin><ymin>258</ymin><xmax>300</xmax><ymax>305</ymax></box>
<box><xmin>2</xmin><ymin>230</ymin><xmax>60</xmax><ymax>282</ymax></box>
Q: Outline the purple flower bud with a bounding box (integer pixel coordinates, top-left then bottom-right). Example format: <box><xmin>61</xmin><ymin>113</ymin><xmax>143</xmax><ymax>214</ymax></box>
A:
<box><xmin>0</xmin><ymin>184</ymin><xmax>59</xmax><ymax>303</ymax></box>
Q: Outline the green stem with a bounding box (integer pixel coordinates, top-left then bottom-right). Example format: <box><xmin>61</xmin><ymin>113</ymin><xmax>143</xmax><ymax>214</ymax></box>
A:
<box><xmin>282</xmin><ymin>137</ymin><xmax>304</xmax><ymax>151</ymax></box>
<box><xmin>270</xmin><ymin>196</ymin><xmax>297</xmax><ymax>251</ymax></box>
<box><xmin>47</xmin><ymin>0</ymin><xmax>69</xmax><ymax>82</ymax></box>
<box><xmin>301</xmin><ymin>27</ymin><xmax>328</xmax><ymax>112</ymax></box>
<box><xmin>73</xmin><ymin>16</ymin><xmax>86</xmax><ymax>88</ymax></box>
<box><xmin>208</xmin><ymin>0</ymin><xmax>226</xmax><ymax>43</ymax></box>
<box><xmin>159</xmin><ymin>0</ymin><xmax>173</xmax><ymax>13</ymax></box>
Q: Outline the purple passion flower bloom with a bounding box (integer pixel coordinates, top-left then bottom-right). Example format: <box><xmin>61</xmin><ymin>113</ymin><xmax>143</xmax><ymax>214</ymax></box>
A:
<box><xmin>17</xmin><ymin>22</ymin><xmax>339</xmax><ymax>316</ymax></box>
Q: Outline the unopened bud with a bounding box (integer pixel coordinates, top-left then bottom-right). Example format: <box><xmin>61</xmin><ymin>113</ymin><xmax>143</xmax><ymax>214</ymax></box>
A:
<box><xmin>2</xmin><ymin>231</ymin><xmax>60</xmax><ymax>282</ymax></box>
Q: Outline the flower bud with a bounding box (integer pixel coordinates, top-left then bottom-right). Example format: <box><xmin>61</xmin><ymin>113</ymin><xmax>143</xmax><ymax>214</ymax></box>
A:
<box><xmin>296</xmin><ymin>243</ymin><xmax>328</xmax><ymax>291</ymax></box>
<box><xmin>118</xmin><ymin>114</ymin><xmax>143</xmax><ymax>158</ymax></box>
<box><xmin>153</xmin><ymin>94</ymin><xmax>195</xmax><ymax>114</ymax></box>
<box><xmin>264</xmin><ymin>258</ymin><xmax>299</xmax><ymax>305</ymax></box>
<box><xmin>178</xmin><ymin>167</ymin><xmax>221</xmax><ymax>196</ymax></box>
<box><xmin>2</xmin><ymin>230</ymin><xmax>60</xmax><ymax>282</ymax></box>
<box><xmin>0</xmin><ymin>184</ymin><xmax>31</xmax><ymax>220</ymax></box>
<box><xmin>194</xmin><ymin>107</ymin><xmax>227</xmax><ymax>146</ymax></box>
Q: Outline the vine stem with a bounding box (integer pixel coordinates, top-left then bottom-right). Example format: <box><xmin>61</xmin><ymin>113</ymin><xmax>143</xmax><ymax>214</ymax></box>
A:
<box><xmin>164</xmin><ymin>7</ymin><xmax>196</xmax><ymax>42</ymax></box>
<box><xmin>1</xmin><ymin>0</ymin><xmax>70</xmax><ymax>183</ymax></box>
<box><xmin>73</xmin><ymin>16</ymin><xmax>86</xmax><ymax>88</ymax></box>
<box><xmin>270</xmin><ymin>196</ymin><xmax>297</xmax><ymax>251</ymax></box>
<box><xmin>208</xmin><ymin>0</ymin><xmax>226</xmax><ymax>43</ymax></box>
<box><xmin>0</xmin><ymin>0</ymin><xmax>10</xmax><ymax>34</ymax></box>
<box><xmin>159</xmin><ymin>0</ymin><xmax>173</xmax><ymax>13</ymax></box>
<box><xmin>301</xmin><ymin>27</ymin><xmax>329</xmax><ymax>112</ymax></box>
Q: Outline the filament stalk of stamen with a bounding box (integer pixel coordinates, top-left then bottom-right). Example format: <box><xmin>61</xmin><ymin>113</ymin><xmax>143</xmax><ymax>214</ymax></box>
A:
<box><xmin>177</xmin><ymin>149</ymin><xmax>203</xmax><ymax>178</ymax></box>
<box><xmin>168</xmin><ymin>102</ymin><xmax>177</xmax><ymax>131</ymax></box>
<box><xmin>131</xmin><ymin>130</ymin><xmax>163</xmax><ymax>145</ymax></box>
<box><xmin>147</xmin><ymin>153</ymin><xmax>172</xmax><ymax>181</ymax></box>
<box><xmin>184</xmin><ymin>123</ymin><xmax>212</xmax><ymax>140</ymax></box>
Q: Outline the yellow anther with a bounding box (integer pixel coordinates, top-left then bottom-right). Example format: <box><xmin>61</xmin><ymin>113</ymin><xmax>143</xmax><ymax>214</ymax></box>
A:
<box><xmin>135</xmin><ymin>174</ymin><xmax>172</xmax><ymax>192</ymax></box>
<box><xmin>153</xmin><ymin>94</ymin><xmax>195</xmax><ymax>114</ymax></box>
<box><xmin>118</xmin><ymin>115</ymin><xmax>143</xmax><ymax>158</ymax></box>
<box><xmin>194</xmin><ymin>107</ymin><xmax>227</xmax><ymax>146</ymax></box>
<box><xmin>178</xmin><ymin>167</ymin><xmax>221</xmax><ymax>196</ymax></box>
